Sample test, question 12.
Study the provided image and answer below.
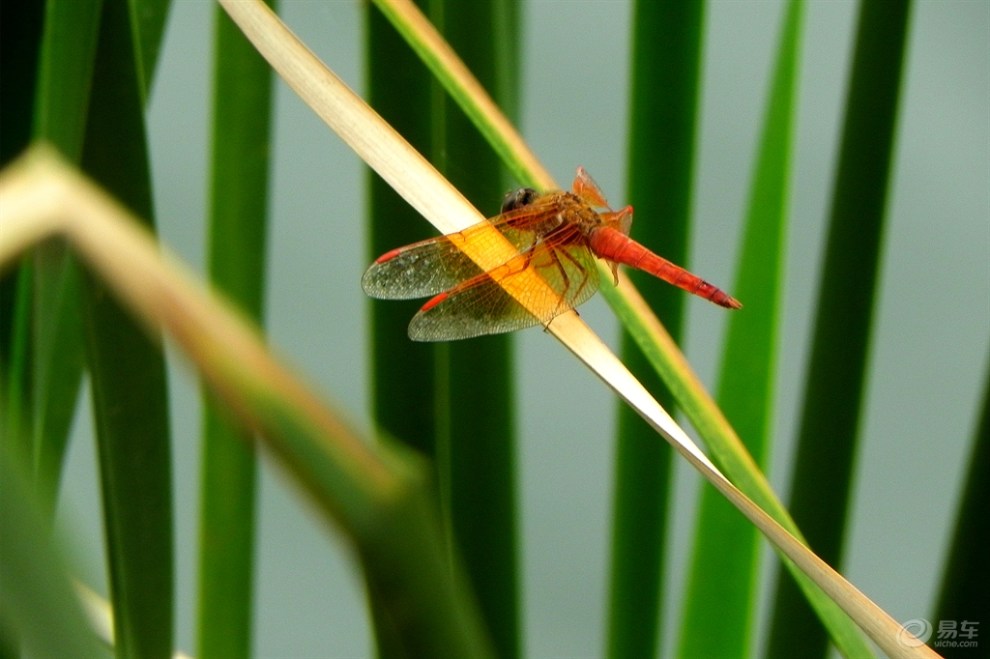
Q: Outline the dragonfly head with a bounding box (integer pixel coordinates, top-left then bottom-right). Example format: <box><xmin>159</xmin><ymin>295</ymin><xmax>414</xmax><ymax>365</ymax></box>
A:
<box><xmin>501</xmin><ymin>187</ymin><xmax>539</xmax><ymax>213</ymax></box>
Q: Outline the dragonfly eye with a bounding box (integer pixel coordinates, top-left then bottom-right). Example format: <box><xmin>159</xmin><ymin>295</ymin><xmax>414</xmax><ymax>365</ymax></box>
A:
<box><xmin>501</xmin><ymin>187</ymin><xmax>538</xmax><ymax>213</ymax></box>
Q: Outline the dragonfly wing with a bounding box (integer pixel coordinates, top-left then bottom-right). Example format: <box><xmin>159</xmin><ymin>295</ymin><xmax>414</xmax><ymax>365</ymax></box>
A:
<box><xmin>408</xmin><ymin>263</ymin><xmax>545</xmax><ymax>341</ymax></box>
<box><xmin>362</xmin><ymin>234</ymin><xmax>484</xmax><ymax>300</ymax></box>
<box><xmin>408</xmin><ymin>224</ymin><xmax>600</xmax><ymax>341</ymax></box>
<box><xmin>362</xmin><ymin>204</ymin><xmax>557</xmax><ymax>300</ymax></box>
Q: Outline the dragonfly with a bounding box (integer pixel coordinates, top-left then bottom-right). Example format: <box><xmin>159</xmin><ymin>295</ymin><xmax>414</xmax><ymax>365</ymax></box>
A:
<box><xmin>362</xmin><ymin>167</ymin><xmax>741</xmax><ymax>341</ymax></box>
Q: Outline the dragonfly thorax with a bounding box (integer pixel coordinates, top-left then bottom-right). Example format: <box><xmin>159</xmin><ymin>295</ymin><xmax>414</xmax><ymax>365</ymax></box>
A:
<box><xmin>556</xmin><ymin>191</ymin><xmax>607</xmax><ymax>237</ymax></box>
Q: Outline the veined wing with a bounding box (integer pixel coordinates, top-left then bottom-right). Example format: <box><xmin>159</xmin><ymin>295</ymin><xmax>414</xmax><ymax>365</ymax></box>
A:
<box><xmin>361</xmin><ymin>201</ymin><xmax>560</xmax><ymax>301</ymax></box>
<box><xmin>408</xmin><ymin>222</ymin><xmax>600</xmax><ymax>341</ymax></box>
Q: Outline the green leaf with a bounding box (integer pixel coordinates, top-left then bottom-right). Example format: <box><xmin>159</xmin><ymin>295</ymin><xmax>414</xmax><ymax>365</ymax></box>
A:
<box><xmin>129</xmin><ymin>0</ymin><xmax>172</xmax><ymax>99</ymax></box>
<box><xmin>0</xmin><ymin>451</ymin><xmax>108</xmax><ymax>659</ymax></box>
<box><xmin>607</xmin><ymin>2</ymin><xmax>703</xmax><ymax>657</ymax></box>
<box><xmin>80</xmin><ymin>1</ymin><xmax>173</xmax><ymax>656</ymax></box>
<box><xmin>366</xmin><ymin>3</ymin><xmax>444</xmax><ymax>654</ymax></box>
<box><xmin>2</xmin><ymin>142</ymin><xmax>498</xmax><ymax>658</ymax></box>
<box><xmin>0</xmin><ymin>0</ymin><xmax>47</xmax><ymax>523</ymax></box>
<box><xmin>768</xmin><ymin>1</ymin><xmax>914</xmax><ymax>656</ymax></box>
<box><xmin>433</xmin><ymin>2</ymin><xmax>520</xmax><ymax>657</ymax></box>
<box><xmin>678</xmin><ymin>1</ymin><xmax>802</xmax><ymax>656</ymax></box>
<box><xmin>370</xmin><ymin>0</ymin><xmax>539</xmax><ymax>188</ymax></box>
<box><xmin>196</xmin><ymin>2</ymin><xmax>276</xmax><ymax>657</ymax></box>
<box><xmin>601</xmin><ymin>266</ymin><xmax>874</xmax><ymax>656</ymax></box>
<box><xmin>933</xmin><ymin>356</ymin><xmax>990</xmax><ymax>632</ymax></box>
<box><xmin>35</xmin><ymin>0</ymin><xmax>103</xmax><ymax>162</ymax></box>
<box><xmin>0</xmin><ymin>0</ymin><xmax>44</xmax><ymax>165</ymax></box>
<box><xmin>26</xmin><ymin>0</ymin><xmax>103</xmax><ymax>519</ymax></box>
<box><xmin>29</xmin><ymin>244</ymin><xmax>85</xmax><ymax>517</ymax></box>
<box><xmin>366</xmin><ymin>1</ymin><xmax>440</xmax><ymax>461</ymax></box>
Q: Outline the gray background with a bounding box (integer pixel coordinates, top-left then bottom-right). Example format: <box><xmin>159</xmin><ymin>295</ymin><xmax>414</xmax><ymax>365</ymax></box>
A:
<box><xmin>57</xmin><ymin>1</ymin><xmax>988</xmax><ymax>657</ymax></box>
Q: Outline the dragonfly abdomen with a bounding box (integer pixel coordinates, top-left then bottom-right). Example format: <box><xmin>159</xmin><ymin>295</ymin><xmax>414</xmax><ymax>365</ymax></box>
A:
<box><xmin>589</xmin><ymin>227</ymin><xmax>742</xmax><ymax>309</ymax></box>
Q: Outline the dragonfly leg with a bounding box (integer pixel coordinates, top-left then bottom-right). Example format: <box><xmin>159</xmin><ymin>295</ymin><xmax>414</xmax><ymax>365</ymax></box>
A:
<box><xmin>546</xmin><ymin>245</ymin><xmax>593</xmax><ymax>317</ymax></box>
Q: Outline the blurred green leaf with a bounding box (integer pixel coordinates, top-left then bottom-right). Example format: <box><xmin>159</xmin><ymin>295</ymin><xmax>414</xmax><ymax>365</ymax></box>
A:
<box><xmin>768</xmin><ymin>1</ymin><xmax>914</xmax><ymax>656</ymax></box>
<box><xmin>26</xmin><ymin>0</ymin><xmax>103</xmax><ymax>519</ymax></box>
<box><xmin>0</xmin><ymin>0</ymin><xmax>47</xmax><ymax>520</ymax></box>
<box><xmin>679</xmin><ymin>1</ymin><xmax>802</xmax><ymax>656</ymax></box>
<box><xmin>0</xmin><ymin>451</ymin><xmax>108</xmax><ymax>659</ymax></box>
<box><xmin>35</xmin><ymin>0</ymin><xmax>103</xmax><ymax>161</ymax></box>
<box><xmin>366</xmin><ymin>3</ymin><xmax>443</xmax><ymax>654</ymax></box>
<box><xmin>933</xmin><ymin>356</ymin><xmax>990</xmax><ymax>633</ymax></box>
<box><xmin>130</xmin><ymin>0</ymin><xmax>172</xmax><ymax>99</ymax></box>
<box><xmin>80</xmin><ymin>1</ymin><xmax>173</xmax><ymax>656</ymax></box>
<box><xmin>366</xmin><ymin>1</ymin><xmax>439</xmax><ymax>461</ymax></box>
<box><xmin>607</xmin><ymin>2</ymin><xmax>703</xmax><ymax>657</ymax></box>
<box><xmin>196</xmin><ymin>2</ymin><xmax>276</xmax><ymax>657</ymax></box>
<box><xmin>434</xmin><ymin>2</ymin><xmax>520</xmax><ymax>657</ymax></box>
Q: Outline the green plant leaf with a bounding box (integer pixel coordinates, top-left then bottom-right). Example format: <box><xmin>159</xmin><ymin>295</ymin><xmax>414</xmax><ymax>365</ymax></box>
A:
<box><xmin>365</xmin><ymin>3</ymin><xmax>446</xmax><ymax>654</ymax></box>
<box><xmin>932</xmin><ymin>356</ymin><xmax>990</xmax><ymax>623</ymax></box>
<box><xmin>767</xmin><ymin>1</ymin><xmax>914</xmax><ymax>655</ymax></box>
<box><xmin>370</xmin><ymin>0</ymin><xmax>550</xmax><ymax>189</ymax></box>
<box><xmin>366</xmin><ymin>1</ymin><xmax>439</xmax><ymax>461</ymax></box>
<box><xmin>678</xmin><ymin>1</ymin><xmax>803</xmax><ymax>655</ymax></box>
<box><xmin>23</xmin><ymin>0</ymin><xmax>103</xmax><ymax>521</ymax></box>
<box><xmin>433</xmin><ymin>2</ymin><xmax>520</xmax><ymax>657</ymax></box>
<box><xmin>932</xmin><ymin>355</ymin><xmax>989</xmax><ymax>634</ymax></box>
<box><xmin>607</xmin><ymin>2</ymin><xmax>703</xmax><ymax>657</ymax></box>
<box><xmin>0</xmin><ymin>0</ymin><xmax>47</xmax><ymax>524</ymax></box>
<box><xmin>0</xmin><ymin>452</ymin><xmax>108</xmax><ymax>659</ymax></box>
<box><xmin>35</xmin><ymin>0</ymin><xmax>103</xmax><ymax>162</ymax></box>
<box><xmin>80</xmin><ymin>1</ymin><xmax>173</xmax><ymax>656</ymax></box>
<box><xmin>195</xmin><ymin>2</ymin><xmax>276</xmax><ymax>657</ymax></box>
<box><xmin>1</xmin><ymin>145</ymin><xmax>498</xmax><ymax>658</ymax></box>
<box><xmin>0</xmin><ymin>0</ymin><xmax>44</xmax><ymax>165</ymax></box>
<box><xmin>130</xmin><ymin>0</ymin><xmax>172</xmax><ymax>100</ymax></box>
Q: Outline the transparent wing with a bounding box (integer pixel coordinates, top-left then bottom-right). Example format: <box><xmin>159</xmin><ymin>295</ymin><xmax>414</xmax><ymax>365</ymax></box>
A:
<box><xmin>361</xmin><ymin>202</ymin><xmax>559</xmax><ymax>300</ymax></box>
<box><xmin>407</xmin><ymin>223</ymin><xmax>600</xmax><ymax>341</ymax></box>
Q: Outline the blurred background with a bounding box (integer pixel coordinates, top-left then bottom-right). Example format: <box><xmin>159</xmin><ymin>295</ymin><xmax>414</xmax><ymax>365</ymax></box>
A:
<box><xmin>55</xmin><ymin>1</ymin><xmax>987</xmax><ymax>656</ymax></box>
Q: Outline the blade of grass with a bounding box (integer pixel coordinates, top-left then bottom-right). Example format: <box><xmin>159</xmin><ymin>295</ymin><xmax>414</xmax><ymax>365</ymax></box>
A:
<box><xmin>130</xmin><ymin>0</ymin><xmax>172</xmax><ymax>101</ymax></box>
<box><xmin>195</xmin><ymin>2</ymin><xmax>277</xmax><ymax>657</ymax></box>
<box><xmin>366</xmin><ymin>0</ymin><xmax>768</xmax><ymax>526</ymax></box>
<box><xmin>0</xmin><ymin>451</ymin><xmax>107</xmax><ymax>659</ymax></box>
<box><xmin>0</xmin><ymin>0</ymin><xmax>43</xmax><ymax>165</ymax></box>
<box><xmin>607</xmin><ymin>2</ymin><xmax>703</xmax><ymax>657</ymax></box>
<box><xmin>35</xmin><ymin>0</ymin><xmax>103</xmax><ymax>161</ymax></box>
<box><xmin>28</xmin><ymin>242</ymin><xmax>85</xmax><ymax>516</ymax></box>
<box><xmin>26</xmin><ymin>0</ymin><xmax>103</xmax><ymax>518</ymax></box>
<box><xmin>365</xmin><ymin>4</ymin><xmax>442</xmax><ymax>654</ymax></box>
<box><xmin>0</xmin><ymin>0</ymin><xmax>47</xmax><ymax>522</ymax></box>
<box><xmin>370</xmin><ymin>0</ymin><xmax>550</xmax><ymax>190</ymax></box>
<box><xmin>433</xmin><ymin>2</ymin><xmax>520</xmax><ymax>657</ymax></box>
<box><xmin>607</xmin><ymin>280</ymin><xmax>876</xmax><ymax>657</ymax></box>
<box><xmin>767</xmin><ymin>1</ymin><xmax>914</xmax><ymax>655</ymax></box>
<box><xmin>678</xmin><ymin>1</ymin><xmax>802</xmax><ymax>655</ymax></box>
<box><xmin>79</xmin><ymin>1</ymin><xmax>173</xmax><ymax>656</ymax></box>
<box><xmin>550</xmin><ymin>307</ymin><xmax>926</xmax><ymax>659</ymax></box>
<box><xmin>932</xmin><ymin>354</ymin><xmax>989</xmax><ymax>633</ymax></box>
<box><xmin>0</xmin><ymin>146</ymin><xmax>495</xmax><ymax>658</ymax></box>
<box><xmin>366</xmin><ymin>2</ymin><xmax>439</xmax><ymax>461</ymax></box>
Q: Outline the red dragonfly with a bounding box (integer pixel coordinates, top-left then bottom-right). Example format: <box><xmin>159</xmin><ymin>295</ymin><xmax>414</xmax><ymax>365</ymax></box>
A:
<box><xmin>363</xmin><ymin>167</ymin><xmax>741</xmax><ymax>341</ymax></box>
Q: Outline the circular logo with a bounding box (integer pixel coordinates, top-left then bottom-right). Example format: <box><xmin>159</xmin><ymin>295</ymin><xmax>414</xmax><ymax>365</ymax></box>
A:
<box><xmin>898</xmin><ymin>618</ymin><xmax>933</xmax><ymax>647</ymax></box>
